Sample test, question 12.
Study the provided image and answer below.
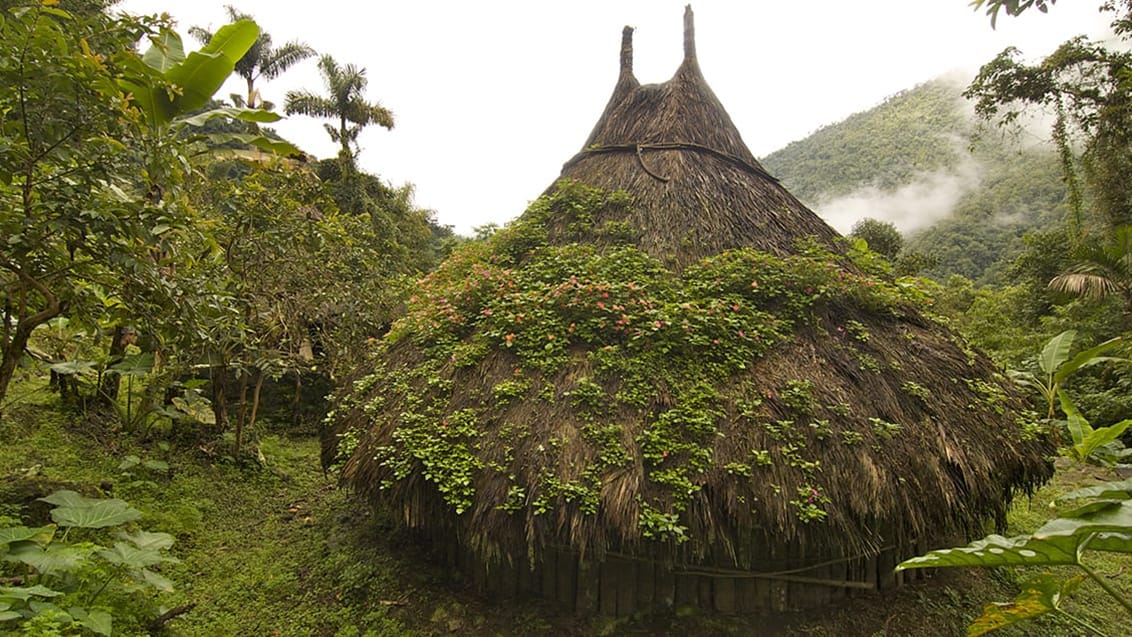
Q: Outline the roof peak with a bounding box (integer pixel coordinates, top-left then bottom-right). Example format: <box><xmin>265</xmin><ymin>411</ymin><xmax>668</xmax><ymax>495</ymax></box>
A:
<box><xmin>683</xmin><ymin>4</ymin><xmax>696</xmax><ymax>63</ymax></box>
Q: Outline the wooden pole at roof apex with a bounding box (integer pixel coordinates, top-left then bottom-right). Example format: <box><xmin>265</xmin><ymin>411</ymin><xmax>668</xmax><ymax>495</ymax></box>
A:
<box><xmin>621</xmin><ymin>26</ymin><xmax>634</xmax><ymax>75</ymax></box>
<box><xmin>684</xmin><ymin>5</ymin><xmax>696</xmax><ymax>61</ymax></box>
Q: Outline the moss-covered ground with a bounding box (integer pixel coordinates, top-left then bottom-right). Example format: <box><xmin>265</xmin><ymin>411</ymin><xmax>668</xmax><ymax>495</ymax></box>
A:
<box><xmin>2</xmin><ymin>377</ymin><xmax>1129</xmax><ymax>636</ymax></box>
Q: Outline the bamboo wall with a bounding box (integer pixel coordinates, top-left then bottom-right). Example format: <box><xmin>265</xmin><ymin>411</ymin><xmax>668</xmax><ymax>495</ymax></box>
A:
<box><xmin>443</xmin><ymin>541</ymin><xmax>928</xmax><ymax>616</ymax></box>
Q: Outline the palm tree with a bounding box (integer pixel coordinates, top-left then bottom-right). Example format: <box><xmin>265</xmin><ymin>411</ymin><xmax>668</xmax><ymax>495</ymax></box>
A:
<box><xmin>189</xmin><ymin>6</ymin><xmax>314</xmax><ymax>110</ymax></box>
<box><xmin>284</xmin><ymin>54</ymin><xmax>394</xmax><ymax>162</ymax></box>
<box><xmin>1049</xmin><ymin>225</ymin><xmax>1132</xmax><ymax>320</ymax></box>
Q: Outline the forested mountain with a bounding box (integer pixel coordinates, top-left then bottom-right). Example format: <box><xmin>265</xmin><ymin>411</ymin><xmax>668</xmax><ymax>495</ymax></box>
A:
<box><xmin>760</xmin><ymin>78</ymin><xmax>1068</xmax><ymax>282</ymax></box>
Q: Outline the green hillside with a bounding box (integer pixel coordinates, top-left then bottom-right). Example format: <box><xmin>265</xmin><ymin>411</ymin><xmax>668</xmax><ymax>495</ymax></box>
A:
<box><xmin>760</xmin><ymin>78</ymin><xmax>1068</xmax><ymax>282</ymax></box>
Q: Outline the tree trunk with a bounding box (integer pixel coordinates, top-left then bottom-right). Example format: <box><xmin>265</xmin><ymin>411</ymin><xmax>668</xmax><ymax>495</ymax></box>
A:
<box><xmin>210</xmin><ymin>364</ymin><xmax>230</xmax><ymax>433</ymax></box>
<box><xmin>0</xmin><ymin>332</ymin><xmax>32</xmax><ymax>412</ymax></box>
<box><xmin>234</xmin><ymin>371</ymin><xmax>249</xmax><ymax>460</ymax></box>
<box><xmin>290</xmin><ymin>371</ymin><xmax>303</xmax><ymax>427</ymax></box>
<box><xmin>0</xmin><ymin>265</ymin><xmax>62</xmax><ymax>410</ymax></box>
<box><xmin>97</xmin><ymin>324</ymin><xmax>130</xmax><ymax>404</ymax></box>
<box><xmin>235</xmin><ymin>369</ymin><xmax>265</xmax><ymax>462</ymax></box>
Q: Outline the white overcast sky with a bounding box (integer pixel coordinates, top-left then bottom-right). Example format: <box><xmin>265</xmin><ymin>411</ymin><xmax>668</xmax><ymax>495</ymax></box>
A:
<box><xmin>117</xmin><ymin>1</ymin><xmax>1112</xmax><ymax>235</ymax></box>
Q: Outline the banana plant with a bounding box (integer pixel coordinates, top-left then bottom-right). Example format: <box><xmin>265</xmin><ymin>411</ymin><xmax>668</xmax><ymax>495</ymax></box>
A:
<box><xmin>1059</xmin><ymin>392</ymin><xmax>1132</xmax><ymax>464</ymax></box>
<box><xmin>1010</xmin><ymin>330</ymin><xmax>1127</xmax><ymax>419</ymax></box>
<box><xmin>898</xmin><ymin>478</ymin><xmax>1132</xmax><ymax>635</ymax></box>
<box><xmin>118</xmin><ymin>19</ymin><xmax>299</xmax><ymax>155</ymax></box>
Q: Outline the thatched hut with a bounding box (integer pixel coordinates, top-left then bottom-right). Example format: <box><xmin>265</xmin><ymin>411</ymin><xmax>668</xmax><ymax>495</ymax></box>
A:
<box><xmin>328</xmin><ymin>7</ymin><xmax>1051</xmax><ymax>615</ymax></box>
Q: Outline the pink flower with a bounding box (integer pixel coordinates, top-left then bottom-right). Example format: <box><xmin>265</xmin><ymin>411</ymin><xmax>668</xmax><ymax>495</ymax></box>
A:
<box><xmin>654</xmin><ymin>321</ymin><xmax>663</xmax><ymax>328</ymax></box>
<box><xmin>738</xmin><ymin>330</ymin><xmax>745</xmax><ymax>338</ymax></box>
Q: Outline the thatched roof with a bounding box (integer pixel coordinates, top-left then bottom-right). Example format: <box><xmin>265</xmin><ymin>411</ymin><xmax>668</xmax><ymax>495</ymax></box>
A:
<box><xmin>329</xmin><ymin>6</ymin><xmax>1050</xmax><ymax>575</ymax></box>
<box><xmin>548</xmin><ymin>8</ymin><xmax>840</xmax><ymax>270</ymax></box>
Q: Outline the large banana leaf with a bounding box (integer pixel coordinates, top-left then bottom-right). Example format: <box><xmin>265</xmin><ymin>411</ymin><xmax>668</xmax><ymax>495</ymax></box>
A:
<box><xmin>177</xmin><ymin>107</ymin><xmax>283</xmax><ymax>127</ymax></box>
<box><xmin>165</xmin><ymin>20</ymin><xmax>258</xmax><ymax>115</ymax></box>
<box><xmin>1057</xmin><ymin>392</ymin><xmax>1132</xmax><ymax>463</ymax></box>
<box><xmin>1039</xmin><ymin>329</ymin><xmax>1076</xmax><ymax>376</ymax></box>
<box><xmin>127</xmin><ymin>20</ymin><xmax>259</xmax><ymax>128</ymax></box>
<box><xmin>141</xmin><ymin>29</ymin><xmax>185</xmax><ymax>73</ymax></box>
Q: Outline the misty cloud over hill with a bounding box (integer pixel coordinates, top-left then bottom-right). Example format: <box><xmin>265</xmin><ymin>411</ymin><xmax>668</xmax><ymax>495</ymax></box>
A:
<box><xmin>760</xmin><ymin>76</ymin><xmax>1066</xmax><ymax>282</ymax></box>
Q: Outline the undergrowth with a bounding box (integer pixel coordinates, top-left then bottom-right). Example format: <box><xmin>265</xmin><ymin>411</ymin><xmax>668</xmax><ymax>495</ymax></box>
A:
<box><xmin>2</xmin><ymin>376</ymin><xmax>1129</xmax><ymax>636</ymax></box>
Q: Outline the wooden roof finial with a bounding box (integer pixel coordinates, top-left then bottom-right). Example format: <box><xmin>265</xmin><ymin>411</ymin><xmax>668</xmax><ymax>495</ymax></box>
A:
<box><xmin>683</xmin><ymin>5</ymin><xmax>696</xmax><ymax>61</ymax></box>
<box><xmin>621</xmin><ymin>26</ymin><xmax>634</xmax><ymax>76</ymax></box>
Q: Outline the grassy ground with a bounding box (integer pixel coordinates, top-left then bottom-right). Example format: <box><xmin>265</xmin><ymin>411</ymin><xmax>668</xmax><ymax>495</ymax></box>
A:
<box><xmin>2</xmin><ymin>375</ymin><xmax>1129</xmax><ymax>636</ymax></box>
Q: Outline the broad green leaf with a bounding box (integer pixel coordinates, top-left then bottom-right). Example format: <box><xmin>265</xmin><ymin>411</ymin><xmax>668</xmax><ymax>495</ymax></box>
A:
<box><xmin>5</xmin><ymin>542</ymin><xmax>92</xmax><ymax>575</ymax></box>
<box><xmin>109</xmin><ymin>352</ymin><xmax>153</xmax><ymax>376</ymax></box>
<box><xmin>1060</xmin><ymin>499</ymin><xmax>1126</xmax><ymax>519</ymax></box>
<box><xmin>98</xmin><ymin>542</ymin><xmax>165</xmax><ymax>569</ymax></box>
<box><xmin>1077</xmin><ymin>419</ymin><xmax>1132</xmax><ymax>460</ymax></box>
<box><xmin>141</xmin><ymin>29</ymin><xmax>185</xmax><ymax>73</ymax></box>
<box><xmin>73</xmin><ymin>607</ymin><xmax>112</xmax><ymax>636</ymax></box>
<box><xmin>140</xmin><ymin>568</ymin><xmax>175</xmax><ymax>592</ymax></box>
<box><xmin>0</xmin><ymin>584</ymin><xmax>63</xmax><ymax>601</ymax></box>
<box><xmin>1036</xmin><ymin>500</ymin><xmax>1132</xmax><ymax>540</ymax></box>
<box><xmin>171</xmin><ymin>395</ymin><xmax>216</xmax><ymax>425</ymax></box>
<box><xmin>1052</xmin><ymin>336</ymin><xmax>1127</xmax><ymax>384</ymax></box>
<box><xmin>27</xmin><ymin>600</ymin><xmax>65</xmax><ymax>617</ymax></box>
<box><xmin>48</xmin><ymin>360</ymin><xmax>95</xmax><ymax>376</ymax></box>
<box><xmin>45</xmin><ymin>492</ymin><xmax>142</xmax><ymax>529</ymax></box>
<box><xmin>968</xmin><ymin>573</ymin><xmax>1085</xmax><ymax>636</ymax></box>
<box><xmin>1058</xmin><ymin>391</ymin><xmax>1091</xmax><ymax>451</ymax></box>
<box><xmin>177</xmin><ymin>107</ymin><xmax>283</xmax><ymax>127</ymax></box>
<box><xmin>119</xmin><ymin>77</ymin><xmax>176</xmax><ymax>128</ymax></box>
<box><xmin>143</xmin><ymin>459</ymin><xmax>170</xmax><ymax>472</ymax></box>
<box><xmin>1087</xmin><ymin>532</ymin><xmax>1132</xmax><ymax>554</ymax></box>
<box><xmin>1059</xmin><ymin>478</ymin><xmax>1132</xmax><ymax>502</ymax></box>
<box><xmin>166</xmin><ymin>20</ymin><xmax>258</xmax><ymax>114</ymax></box>
<box><xmin>39</xmin><ymin>490</ymin><xmax>96</xmax><ymax>508</ymax></box>
<box><xmin>0</xmin><ymin>526</ymin><xmax>54</xmax><ymax>547</ymax></box>
<box><xmin>207</xmin><ymin>133</ymin><xmax>303</xmax><ymax>156</ymax></box>
<box><xmin>1039</xmin><ymin>329</ymin><xmax>1075</xmax><ymax>376</ymax></box>
<box><xmin>0</xmin><ymin>610</ymin><xmax>19</xmax><ymax>621</ymax></box>
<box><xmin>896</xmin><ymin>534</ymin><xmax>1079</xmax><ymax>571</ymax></box>
<box><xmin>117</xmin><ymin>529</ymin><xmax>175</xmax><ymax>552</ymax></box>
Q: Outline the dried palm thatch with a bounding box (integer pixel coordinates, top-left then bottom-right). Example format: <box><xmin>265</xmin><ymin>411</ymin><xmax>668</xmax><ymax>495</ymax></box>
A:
<box><xmin>547</xmin><ymin>10</ymin><xmax>839</xmax><ymax>270</ymax></box>
<box><xmin>328</xmin><ymin>6</ymin><xmax>1051</xmax><ymax>611</ymax></box>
